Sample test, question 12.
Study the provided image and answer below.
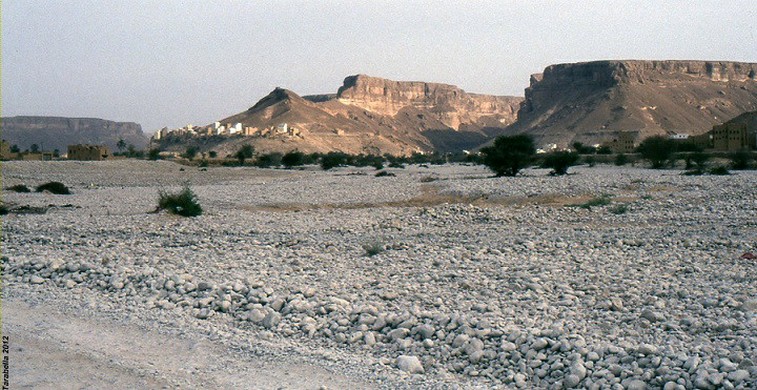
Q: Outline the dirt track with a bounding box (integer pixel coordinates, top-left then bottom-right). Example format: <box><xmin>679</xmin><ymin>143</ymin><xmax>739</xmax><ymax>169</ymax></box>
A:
<box><xmin>2</xmin><ymin>297</ymin><xmax>371</xmax><ymax>389</ymax></box>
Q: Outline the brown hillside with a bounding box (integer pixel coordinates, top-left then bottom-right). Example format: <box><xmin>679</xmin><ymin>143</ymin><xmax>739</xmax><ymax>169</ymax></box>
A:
<box><xmin>170</xmin><ymin>76</ymin><xmax>523</xmax><ymax>157</ymax></box>
<box><xmin>497</xmin><ymin>60</ymin><xmax>757</xmax><ymax>149</ymax></box>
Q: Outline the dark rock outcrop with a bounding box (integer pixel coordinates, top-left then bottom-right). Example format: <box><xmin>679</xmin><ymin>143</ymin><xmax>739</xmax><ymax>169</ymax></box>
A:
<box><xmin>1</xmin><ymin>116</ymin><xmax>148</xmax><ymax>152</ymax></box>
<box><xmin>501</xmin><ymin>60</ymin><xmax>757</xmax><ymax>148</ymax></box>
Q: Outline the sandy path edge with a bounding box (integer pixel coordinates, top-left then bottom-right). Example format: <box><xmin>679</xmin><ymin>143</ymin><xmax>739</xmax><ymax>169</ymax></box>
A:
<box><xmin>1</xmin><ymin>296</ymin><xmax>374</xmax><ymax>389</ymax></box>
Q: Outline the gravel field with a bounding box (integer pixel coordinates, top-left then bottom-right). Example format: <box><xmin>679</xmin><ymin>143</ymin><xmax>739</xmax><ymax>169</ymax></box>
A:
<box><xmin>2</xmin><ymin>160</ymin><xmax>756</xmax><ymax>389</ymax></box>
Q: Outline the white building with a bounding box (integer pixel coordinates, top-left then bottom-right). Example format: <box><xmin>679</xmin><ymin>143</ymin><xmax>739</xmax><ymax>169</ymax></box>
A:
<box><xmin>229</xmin><ymin>123</ymin><xmax>243</xmax><ymax>134</ymax></box>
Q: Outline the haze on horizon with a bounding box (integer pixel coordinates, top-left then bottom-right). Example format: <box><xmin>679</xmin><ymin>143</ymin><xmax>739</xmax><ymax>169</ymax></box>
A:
<box><xmin>2</xmin><ymin>1</ymin><xmax>756</xmax><ymax>134</ymax></box>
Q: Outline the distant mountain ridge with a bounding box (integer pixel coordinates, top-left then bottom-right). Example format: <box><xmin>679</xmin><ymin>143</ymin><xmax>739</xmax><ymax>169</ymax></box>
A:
<box><xmin>497</xmin><ymin>60</ymin><xmax>757</xmax><ymax>148</ymax></box>
<box><xmin>1</xmin><ymin>116</ymin><xmax>149</xmax><ymax>152</ymax></box>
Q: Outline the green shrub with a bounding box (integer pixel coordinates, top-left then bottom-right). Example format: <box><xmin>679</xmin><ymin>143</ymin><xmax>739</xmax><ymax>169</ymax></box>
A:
<box><xmin>608</xmin><ymin>204</ymin><xmax>628</xmax><ymax>215</ymax></box>
<box><xmin>374</xmin><ymin>170</ymin><xmax>395</xmax><ymax>177</ymax></box>
<box><xmin>577</xmin><ymin>196</ymin><xmax>612</xmax><ymax>209</ymax></box>
<box><xmin>682</xmin><ymin>169</ymin><xmax>704</xmax><ymax>176</ymax></box>
<box><xmin>36</xmin><ymin>181</ymin><xmax>71</xmax><ymax>195</ymax></box>
<box><xmin>583</xmin><ymin>155</ymin><xmax>596</xmax><ymax>167</ymax></box>
<box><xmin>543</xmin><ymin>151</ymin><xmax>580</xmax><ymax>175</ymax></box>
<box><xmin>480</xmin><ymin>135</ymin><xmax>536</xmax><ymax>177</ymax></box>
<box><xmin>156</xmin><ymin>185</ymin><xmax>202</xmax><ymax>217</ymax></box>
<box><xmin>362</xmin><ymin>239</ymin><xmax>385</xmax><ymax>257</ymax></box>
<box><xmin>709</xmin><ymin>166</ymin><xmax>731</xmax><ymax>175</ymax></box>
<box><xmin>8</xmin><ymin>184</ymin><xmax>31</xmax><ymax>193</ymax></box>
<box><xmin>614</xmin><ymin>154</ymin><xmax>628</xmax><ymax>166</ymax></box>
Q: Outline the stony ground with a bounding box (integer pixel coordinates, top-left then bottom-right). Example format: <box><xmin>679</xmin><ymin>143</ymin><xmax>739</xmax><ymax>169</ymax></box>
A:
<box><xmin>1</xmin><ymin>160</ymin><xmax>756</xmax><ymax>389</ymax></box>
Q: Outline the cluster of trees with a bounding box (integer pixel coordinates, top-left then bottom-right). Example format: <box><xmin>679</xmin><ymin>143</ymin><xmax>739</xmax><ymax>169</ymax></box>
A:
<box><xmin>479</xmin><ymin>135</ymin><xmax>582</xmax><ymax>176</ymax></box>
<box><xmin>478</xmin><ymin>134</ymin><xmax>755</xmax><ymax>176</ymax></box>
<box><xmin>174</xmin><ymin>144</ymin><xmax>484</xmax><ymax>170</ymax></box>
<box><xmin>145</xmin><ymin>134</ymin><xmax>755</xmax><ymax>175</ymax></box>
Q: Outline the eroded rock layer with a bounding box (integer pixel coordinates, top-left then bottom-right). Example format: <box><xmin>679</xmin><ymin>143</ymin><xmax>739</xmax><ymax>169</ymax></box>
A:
<box><xmin>336</xmin><ymin>75</ymin><xmax>522</xmax><ymax>130</ymax></box>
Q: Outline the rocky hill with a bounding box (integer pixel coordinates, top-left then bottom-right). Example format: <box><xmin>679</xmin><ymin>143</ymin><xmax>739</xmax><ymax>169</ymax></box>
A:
<box><xmin>1</xmin><ymin>116</ymin><xmax>148</xmax><ymax>152</ymax></box>
<box><xmin>498</xmin><ymin>60</ymin><xmax>757</xmax><ymax>148</ymax></box>
<box><xmin>162</xmin><ymin>75</ymin><xmax>523</xmax><ymax>156</ymax></box>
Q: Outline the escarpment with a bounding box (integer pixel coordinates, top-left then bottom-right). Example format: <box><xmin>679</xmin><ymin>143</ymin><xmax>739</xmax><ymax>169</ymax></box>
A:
<box><xmin>336</xmin><ymin>74</ymin><xmax>522</xmax><ymax>130</ymax></box>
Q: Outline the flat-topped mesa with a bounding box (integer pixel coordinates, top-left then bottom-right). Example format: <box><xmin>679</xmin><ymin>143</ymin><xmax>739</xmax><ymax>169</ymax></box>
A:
<box><xmin>532</xmin><ymin>60</ymin><xmax>757</xmax><ymax>88</ymax></box>
<box><xmin>336</xmin><ymin>74</ymin><xmax>522</xmax><ymax>130</ymax></box>
<box><xmin>504</xmin><ymin>60</ymin><xmax>757</xmax><ymax>149</ymax></box>
<box><xmin>0</xmin><ymin>116</ymin><xmax>147</xmax><ymax>152</ymax></box>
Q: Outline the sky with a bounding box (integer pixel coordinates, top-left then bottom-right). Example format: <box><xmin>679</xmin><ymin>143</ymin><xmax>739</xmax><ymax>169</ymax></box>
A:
<box><xmin>2</xmin><ymin>1</ymin><xmax>756</xmax><ymax>134</ymax></box>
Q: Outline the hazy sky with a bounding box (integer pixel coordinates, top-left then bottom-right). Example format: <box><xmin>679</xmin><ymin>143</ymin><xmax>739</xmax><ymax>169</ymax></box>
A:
<box><xmin>3</xmin><ymin>1</ymin><xmax>756</xmax><ymax>133</ymax></box>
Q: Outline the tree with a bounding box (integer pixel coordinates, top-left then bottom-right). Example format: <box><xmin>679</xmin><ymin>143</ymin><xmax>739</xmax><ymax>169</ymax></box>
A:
<box><xmin>208</xmin><ymin>151</ymin><xmax>218</xmax><ymax>159</ymax></box>
<box><xmin>543</xmin><ymin>151</ymin><xmax>580</xmax><ymax>175</ymax></box>
<box><xmin>254</xmin><ymin>152</ymin><xmax>283</xmax><ymax>168</ymax></box>
<box><xmin>10</xmin><ymin>145</ymin><xmax>20</xmax><ymax>153</ymax></box>
<box><xmin>282</xmin><ymin>150</ymin><xmax>305</xmax><ymax>168</ymax></box>
<box><xmin>320</xmin><ymin>151</ymin><xmax>348</xmax><ymax>170</ymax></box>
<box><xmin>117</xmin><ymin>139</ymin><xmax>127</xmax><ymax>154</ymax></box>
<box><xmin>614</xmin><ymin>153</ymin><xmax>628</xmax><ymax>166</ymax></box>
<box><xmin>30</xmin><ymin>144</ymin><xmax>39</xmax><ymax>153</ymax></box>
<box><xmin>148</xmin><ymin>148</ymin><xmax>161</xmax><ymax>160</ymax></box>
<box><xmin>184</xmin><ymin>146</ymin><xmax>198</xmax><ymax>161</ymax></box>
<box><xmin>235</xmin><ymin>144</ymin><xmax>255</xmax><ymax>165</ymax></box>
<box><xmin>729</xmin><ymin>151</ymin><xmax>753</xmax><ymax>170</ymax></box>
<box><xmin>572</xmin><ymin>142</ymin><xmax>596</xmax><ymax>154</ymax></box>
<box><xmin>127</xmin><ymin>144</ymin><xmax>139</xmax><ymax>158</ymax></box>
<box><xmin>480</xmin><ymin>135</ymin><xmax>536</xmax><ymax>177</ymax></box>
<box><xmin>637</xmin><ymin>136</ymin><xmax>676</xmax><ymax>169</ymax></box>
<box><xmin>689</xmin><ymin>151</ymin><xmax>709</xmax><ymax>172</ymax></box>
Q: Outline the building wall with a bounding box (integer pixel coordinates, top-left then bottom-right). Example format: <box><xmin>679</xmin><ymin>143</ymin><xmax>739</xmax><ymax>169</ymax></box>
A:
<box><xmin>604</xmin><ymin>132</ymin><xmax>637</xmax><ymax>153</ymax></box>
<box><xmin>68</xmin><ymin>144</ymin><xmax>111</xmax><ymax>160</ymax></box>
<box><xmin>711</xmin><ymin>123</ymin><xmax>750</xmax><ymax>151</ymax></box>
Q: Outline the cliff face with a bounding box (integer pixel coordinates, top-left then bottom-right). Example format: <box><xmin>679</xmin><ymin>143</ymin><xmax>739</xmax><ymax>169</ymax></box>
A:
<box><xmin>336</xmin><ymin>75</ymin><xmax>522</xmax><ymax>130</ymax></box>
<box><xmin>506</xmin><ymin>60</ymin><xmax>757</xmax><ymax>148</ymax></box>
<box><xmin>1</xmin><ymin>116</ymin><xmax>148</xmax><ymax>152</ymax></box>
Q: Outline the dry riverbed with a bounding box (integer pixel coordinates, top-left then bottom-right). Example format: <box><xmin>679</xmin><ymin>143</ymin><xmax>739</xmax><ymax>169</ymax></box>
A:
<box><xmin>2</xmin><ymin>160</ymin><xmax>756</xmax><ymax>389</ymax></box>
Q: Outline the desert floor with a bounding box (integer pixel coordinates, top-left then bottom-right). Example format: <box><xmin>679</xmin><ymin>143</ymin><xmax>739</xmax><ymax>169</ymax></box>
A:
<box><xmin>1</xmin><ymin>161</ymin><xmax>755</xmax><ymax>389</ymax></box>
